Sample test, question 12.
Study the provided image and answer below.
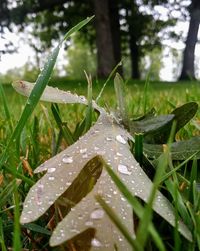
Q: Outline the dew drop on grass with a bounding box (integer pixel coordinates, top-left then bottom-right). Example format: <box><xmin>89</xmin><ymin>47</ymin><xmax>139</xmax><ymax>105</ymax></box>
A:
<box><xmin>90</xmin><ymin>209</ymin><xmax>104</xmax><ymax>219</ymax></box>
<box><xmin>116</xmin><ymin>135</ymin><xmax>127</xmax><ymax>144</ymax></box>
<box><xmin>118</xmin><ymin>164</ymin><xmax>131</xmax><ymax>175</ymax></box>
<box><xmin>62</xmin><ymin>156</ymin><xmax>73</xmax><ymax>164</ymax></box>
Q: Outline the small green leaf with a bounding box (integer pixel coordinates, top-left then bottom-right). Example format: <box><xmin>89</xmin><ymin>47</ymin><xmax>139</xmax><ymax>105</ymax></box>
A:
<box><xmin>171</xmin><ymin>102</ymin><xmax>198</xmax><ymax>133</ymax></box>
<box><xmin>23</xmin><ymin>223</ymin><xmax>51</xmax><ymax>235</ymax></box>
<box><xmin>114</xmin><ymin>73</ymin><xmax>129</xmax><ymax>126</ymax></box>
<box><xmin>144</xmin><ymin>136</ymin><xmax>200</xmax><ymax>160</ymax></box>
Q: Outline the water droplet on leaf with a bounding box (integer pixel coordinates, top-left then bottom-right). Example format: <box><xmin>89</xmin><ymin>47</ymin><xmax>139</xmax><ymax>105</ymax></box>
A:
<box><xmin>91</xmin><ymin>238</ymin><xmax>103</xmax><ymax>247</ymax></box>
<box><xmin>90</xmin><ymin>208</ymin><xmax>104</xmax><ymax>219</ymax></box>
<box><xmin>116</xmin><ymin>135</ymin><xmax>127</xmax><ymax>144</ymax></box>
<box><xmin>62</xmin><ymin>156</ymin><xmax>73</xmax><ymax>163</ymax></box>
<box><xmin>118</xmin><ymin>164</ymin><xmax>131</xmax><ymax>175</ymax></box>
<box><xmin>47</xmin><ymin>167</ymin><xmax>56</xmax><ymax>173</ymax></box>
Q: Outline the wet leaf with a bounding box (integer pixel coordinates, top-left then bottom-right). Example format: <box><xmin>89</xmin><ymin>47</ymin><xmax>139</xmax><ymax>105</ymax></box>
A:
<box><xmin>12</xmin><ymin>80</ymin><xmax>104</xmax><ymax>113</ymax></box>
<box><xmin>131</xmin><ymin>114</ymin><xmax>174</xmax><ymax>144</ymax></box>
<box><xmin>20</xmin><ymin>113</ymin><xmax>192</xmax><ymax>249</ymax></box>
<box><xmin>144</xmin><ymin>136</ymin><xmax>200</xmax><ymax>160</ymax></box>
<box><xmin>171</xmin><ymin>102</ymin><xmax>198</xmax><ymax>133</ymax></box>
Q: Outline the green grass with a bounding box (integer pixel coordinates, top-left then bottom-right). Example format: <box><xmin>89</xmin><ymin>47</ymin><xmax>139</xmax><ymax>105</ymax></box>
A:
<box><xmin>0</xmin><ymin>18</ymin><xmax>200</xmax><ymax>249</ymax></box>
<box><xmin>0</xmin><ymin>78</ymin><xmax>200</xmax><ymax>250</ymax></box>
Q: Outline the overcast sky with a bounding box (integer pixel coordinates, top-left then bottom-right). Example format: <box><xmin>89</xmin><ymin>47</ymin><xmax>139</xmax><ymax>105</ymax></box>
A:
<box><xmin>0</xmin><ymin>2</ymin><xmax>199</xmax><ymax>81</ymax></box>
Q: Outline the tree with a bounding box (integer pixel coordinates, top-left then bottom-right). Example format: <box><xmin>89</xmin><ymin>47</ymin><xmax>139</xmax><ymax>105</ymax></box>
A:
<box><xmin>121</xmin><ymin>0</ymin><xmax>171</xmax><ymax>79</ymax></box>
<box><xmin>0</xmin><ymin>0</ymin><xmax>119</xmax><ymax>78</ymax></box>
<box><xmin>0</xmin><ymin>0</ymin><xmax>183</xmax><ymax>80</ymax></box>
<box><xmin>179</xmin><ymin>0</ymin><xmax>200</xmax><ymax>80</ymax></box>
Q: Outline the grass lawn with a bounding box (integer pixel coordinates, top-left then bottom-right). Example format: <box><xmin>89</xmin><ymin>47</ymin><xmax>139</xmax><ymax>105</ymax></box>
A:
<box><xmin>0</xmin><ymin>78</ymin><xmax>200</xmax><ymax>250</ymax></box>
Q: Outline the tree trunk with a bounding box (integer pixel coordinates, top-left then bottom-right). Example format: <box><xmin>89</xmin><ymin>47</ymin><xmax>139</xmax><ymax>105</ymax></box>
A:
<box><xmin>93</xmin><ymin>0</ymin><xmax>116</xmax><ymax>78</ymax></box>
<box><xmin>126</xmin><ymin>2</ymin><xmax>140</xmax><ymax>79</ymax></box>
<box><xmin>179</xmin><ymin>4</ymin><xmax>200</xmax><ymax>80</ymax></box>
<box><xmin>130</xmin><ymin>34</ymin><xmax>140</xmax><ymax>79</ymax></box>
<box><xmin>108</xmin><ymin>0</ymin><xmax>123</xmax><ymax>75</ymax></box>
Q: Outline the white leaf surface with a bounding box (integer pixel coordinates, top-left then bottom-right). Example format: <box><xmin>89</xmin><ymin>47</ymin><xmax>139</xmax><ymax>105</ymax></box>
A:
<box><xmin>12</xmin><ymin>80</ymin><xmax>104</xmax><ymax>113</ymax></box>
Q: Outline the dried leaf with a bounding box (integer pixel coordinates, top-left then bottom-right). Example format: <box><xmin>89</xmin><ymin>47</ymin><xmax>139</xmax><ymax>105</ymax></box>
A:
<box><xmin>20</xmin><ymin>113</ymin><xmax>192</xmax><ymax>249</ymax></box>
<box><xmin>12</xmin><ymin>81</ymin><xmax>104</xmax><ymax>113</ymax></box>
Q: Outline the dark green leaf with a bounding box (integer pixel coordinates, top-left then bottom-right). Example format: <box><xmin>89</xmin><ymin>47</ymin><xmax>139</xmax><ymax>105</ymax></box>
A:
<box><xmin>144</xmin><ymin>136</ymin><xmax>200</xmax><ymax>160</ymax></box>
<box><xmin>171</xmin><ymin>102</ymin><xmax>198</xmax><ymax>133</ymax></box>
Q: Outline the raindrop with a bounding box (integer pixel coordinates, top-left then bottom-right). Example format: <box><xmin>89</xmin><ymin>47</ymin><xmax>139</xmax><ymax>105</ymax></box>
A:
<box><xmin>80</xmin><ymin>148</ymin><xmax>87</xmax><ymax>154</ymax></box>
<box><xmin>82</xmin><ymin>154</ymin><xmax>88</xmax><ymax>159</ymax></box>
<box><xmin>85</xmin><ymin>221</ymin><xmax>93</xmax><ymax>226</ymax></box>
<box><xmin>79</xmin><ymin>95</ymin><xmax>86</xmax><ymax>102</ymax></box>
<box><xmin>118</xmin><ymin>164</ymin><xmax>131</xmax><ymax>175</ymax></box>
<box><xmin>116</xmin><ymin>152</ymin><xmax>123</xmax><ymax>156</ymax></box>
<box><xmin>106</xmin><ymin>137</ymin><xmax>112</xmax><ymax>141</ymax></box>
<box><xmin>48</xmin><ymin>176</ymin><xmax>55</xmax><ymax>181</ymax></box>
<box><xmin>62</xmin><ymin>156</ymin><xmax>73</xmax><ymax>164</ymax></box>
<box><xmin>116</xmin><ymin>135</ymin><xmax>127</xmax><ymax>144</ymax></box>
<box><xmin>90</xmin><ymin>208</ymin><xmax>104</xmax><ymax>219</ymax></box>
<box><xmin>91</xmin><ymin>238</ymin><xmax>103</xmax><ymax>247</ymax></box>
<box><xmin>94</xmin><ymin>146</ymin><xmax>99</xmax><ymax>151</ymax></box>
<box><xmin>47</xmin><ymin>167</ymin><xmax>56</xmax><ymax>173</ymax></box>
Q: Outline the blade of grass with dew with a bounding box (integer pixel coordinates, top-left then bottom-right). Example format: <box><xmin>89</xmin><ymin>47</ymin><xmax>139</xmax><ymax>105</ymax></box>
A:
<box><xmin>96</xmin><ymin>61</ymin><xmax>122</xmax><ymax>103</ymax></box>
<box><xmin>136</xmin><ymin>120</ymin><xmax>177</xmax><ymax>247</ymax></box>
<box><xmin>144</xmin><ymin>107</ymin><xmax>178</xmax><ymax>248</ymax></box>
<box><xmin>0</xmin><ymin>16</ymin><xmax>94</xmax><ymax>168</ymax></box>
<box><xmin>134</xmin><ymin>133</ymin><xmax>143</xmax><ymax>165</ymax></box>
<box><xmin>84</xmin><ymin>72</ymin><xmax>93</xmax><ymax>133</ymax></box>
<box><xmin>96</xmin><ymin>195</ymin><xmax>142</xmax><ymax>251</ymax></box>
<box><xmin>160</xmin><ymin>151</ymin><xmax>199</xmax><ymax>183</ymax></box>
<box><xmin>0</xmin><ymin>84</ymin><xmax>13</xmax><ymax>132</ymax></box>
<box><xmin>51</xmin><ymin>104</ymin><xmax>74</xmax><ymax>145</ymax></box>
<box><xmin>103</xmin><ymin>163</ymin><xmax>166</xmax><ymax>251</ymax></box>
<box><xmin>186</xmin><ymin>203</ymin><xmax>200</xmax><ymax>251</ymax></box>
<box><xmin>13</xmin><ymin>183</ymin><xmax>21</xmax><ymax>251</ymax></box>
<box><xmin>143</xmin><ymin>74</ymin><xmax>150</xmax><ymax>114</ymax></box>
<box><xmin>189</xmin><ymin>159</ymin><xmax>198</xmax><ymax>202</ymax></box>
<box><xmin>135</xmin><ymin>149</ymin><xmax>168</xmax><ymax>249</ymax></box>
<box><xmin>174</xmin><ymin>182</ymin><xmax>181</xmax><ymax>251</ymax></box>
<box><xmin>114</xmin><ymin>73</ymin><xmax>129</xmax><ymax>127</ymax></box>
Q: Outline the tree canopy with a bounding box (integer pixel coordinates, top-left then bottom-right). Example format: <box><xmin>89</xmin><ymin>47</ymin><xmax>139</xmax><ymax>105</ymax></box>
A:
<box><xmin>0</xmin><ymin>0</ymin><xmax>199</xmax><ymax>80</ymax></box>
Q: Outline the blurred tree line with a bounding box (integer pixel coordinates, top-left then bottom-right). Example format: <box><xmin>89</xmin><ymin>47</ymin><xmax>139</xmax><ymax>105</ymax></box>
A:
<box><xmin>0</xmin><ymin>0</ymin><xmax>199</xmax><ymax>80</ymax></box>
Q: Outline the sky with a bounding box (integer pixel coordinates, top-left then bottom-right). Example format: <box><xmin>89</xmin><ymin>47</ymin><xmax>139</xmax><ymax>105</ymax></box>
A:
<box><xmin>0</xmin><ymin>5</ymin><xmax>200</xmax><ymax>81</ymax></box>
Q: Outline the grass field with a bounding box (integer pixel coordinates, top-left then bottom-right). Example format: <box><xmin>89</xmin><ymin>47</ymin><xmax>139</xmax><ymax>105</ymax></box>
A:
<box><xmin>0</xmin><ymin>77</ymin><xmax>200</xmax><ymax>250</ymax></box>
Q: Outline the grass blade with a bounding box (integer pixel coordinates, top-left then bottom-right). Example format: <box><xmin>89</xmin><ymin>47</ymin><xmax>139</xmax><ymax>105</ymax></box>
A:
<box><xmin>0</xmin><ymin>84</ymin><xmax>13</xmax><ymax>132</ymax></box>
<box><xmin>114</xmin><ymin>73</ymin><xmax>129</xmax><ymax>126</ymax></box>
<box><xmin>51</xmin><ymin>104</ymin><xmax>74</xmax><ymax>145</ymax></box>
<box><xmin>0</xmin><ymin>16</ymin><xmax>94</xmax><ymax>168</ymax></box>
<box><xmin>0</xmin><ymin>218</ymin><xmax>7</xmax><ymax>251</ymax></box>
<box><xmin>13</xmin><ymin>185</ymin><xmax>21</xmax><ymax>251</ymax></box>
<box><xmin>84</xmin><ymin>72</ymin><xmax>93</xmax><ymax>133</ymax></box>
<box><xmin>103</xmin><ymin>163</ymin><xmax>166</xmax><ymax>251</ymax></box>
<box><xmin>96</xmin><ymin>195</ymin><xmax>142</xmax><ymax>251</ymax></box>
